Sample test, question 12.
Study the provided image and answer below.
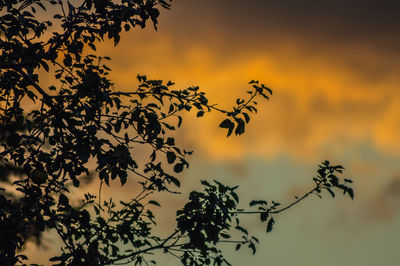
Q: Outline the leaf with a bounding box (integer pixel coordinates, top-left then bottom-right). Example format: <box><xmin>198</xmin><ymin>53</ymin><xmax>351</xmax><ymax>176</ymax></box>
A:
<box><xmin>243</xmin><ymin>112</ymin><xmax>250</xmax><ymax>123</ymax></box>
<box><xmin>59</xmin><ymin>193</ymin><xmax>69</xmax><ymax>206</ymax></box>
<box><xmin>266</xmin><ymin>217</ymin><xmax>275</xmax><ymax>233</ymax></box>
<box><xmin>49</xmin><ymin>255</ymin><xmax>64</xmax><ymax>262</ymax></box>
<box><xmin>97</xmin><ymin>217</ymin><xmax>106</xmax><ymax>227</ymax></box>
<box><xmin>219</xmin><ymin>119</ymin><xmax>235</xmax><ymax>137</ymax></box>
<box><xmin>326</xmin><ymin>187</ymin><xmax>335</xmax><ymax>198</ymax></box>
<box><xmin>231</xmin><ymin>191</ymin><xmax>239</xmax><ymax>203</ymax></box>
<box><xmin>94</xmin><ymin>205</ymin><xmax>100</xmax><ymax>215</ymax></box>
<box><xmin>347</xmin><ymin>188</ymin><xmax>355</xmax><ymax>199</ymax></box>
<box><xmin>119</xmin><ymin>171</ymin><xmax>127</xmax><ymax>186</ymax></box>
<box><xmin>329</xmin><ymin>174</ymin><xmax>339</xmax><ymax>186</ymax></box>
<box><xmin>148</xmin><ymin>200</ymin><xmax>161</xmax><ymax>207</ymax></box>
<box><xmin>150</xmin><ymin>150</ymin><xmax>156</xmax><ymax>162</ymax></box>
<box><xmin>88</xmin><ymin>42</ymin><xmax>96</xmax><ymax>51</ymax></box>
<box><xmin>166</xmin><ymin>151</ymin><xmax>176</xmax><ymax>164</ymax></box>
<box><xmin>168</xmin><ymin>175</ymin><xmax>180</xmax><ymax>187</ymax></box>
<box><xmin>166</xmin><ymin>137</ymin><xmax>175</xmax><ymax>146</ymax></box>
<box><xmin>114</xmin><ymin>120</ymin><xmax>121</xmax><ymax>133</ymax></box>
<box><xmin>196</xmin><ymin>111</ymin><xmax>204</xmax><ymax>117</ymax></box>
<box><xmin>168</xmin><ymin>104</ymin><xmax>174</xmax><ymax>113</ymax></box>
<box><xmin>36</xmin><ymin>1</ymin><xmax>46</xmax><ymax>10</ymax></box>
<box><xmin>63</xmin><ymin>54</ymin><xmax>72</xmax><ymax>67</ymax></box>
<box><xmin>227</xmin><ymin>124</ymin><xmax>234</xmax><ymax>137</ymax></box>
<box><xmin>219</xmin><ymin>119</ymin><xmax>233</xmax><ymax>129</ymax></box>
<box><xmin>173</xmin><ymin>163</ymin><xmax>184</xmax><ymax>173</ymax></box>
<box><xmin>249</xmin><ymin>200</ymin><xmax>258</xmax><ymax>207</ymax></box>
<box><xmin>73</xmin><ymin>178</ymin><xmax>80</xmax><ymax>187</ymax></box>
<box><xmin>40</xmin><ymin>60</ymin><xmax>49</xmax><ymax>72</ymax></box>
<box><xmin>65</xmin><ymin>76</ymin><xmax>73</xmax><ymax>84</ymax></box>
<box><xmin>99</xmin><ymin>169</ymin><xmax>108</xmax><ymax>180</ymax></box>
<box><xmin>234</xmin><ymin>119</ymin><xmax>245</xmax><ymax>135</ymax></box>
<box><xmin>260</xmin><ymin>211</ymin><xmax>269</xmax><ymax>222</ymax></box>
<box><xmin>264</xmin><ymin>86</ymin><xmax>273</xmax><ymax>95</ymax></box>
<box><xmin>235</xmin><ymin>225</ymin><xmax>248</xmax><ymax>235</ymax></box>
<box><xmin>200</xmin><ymin>180</ymin><xmax>212</xmax><ymax>187</ymax></box>
<box><xmin>249</xmin><ymin>243</ymin><xmax>256</xmax><ymax>255</ymax></box>
<box><xmin>220</xmin><ymin>233</ymin><xmax>231</xmax><ymax>239</ymax></box>
<box><xmin>177</xmin><ymin>116</ymin><xmax>183</xmax><ymax>127</ymax></box>
<box><xmin>249</xmin><ymin>200</ymin><xmax>267</xmax><ymax>207</ymax></box>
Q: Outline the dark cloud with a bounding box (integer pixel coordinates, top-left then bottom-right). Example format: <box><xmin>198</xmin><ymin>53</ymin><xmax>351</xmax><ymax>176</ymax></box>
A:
<box><xmin>164</xmin><ymin>0</ymin><xmax>400</xmax><ymax>52</ymax></box>
<box><xmin>153</xmin><ymin>0</ymin><xmax>400</xmax><ymax>85</ymax></box>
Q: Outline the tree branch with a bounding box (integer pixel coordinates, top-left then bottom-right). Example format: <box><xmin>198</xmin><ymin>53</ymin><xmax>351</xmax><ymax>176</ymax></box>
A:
<box><xmin>1</xmin><ymin>64</ymin><xmax>55</xmax><ymax>107</ymax></box>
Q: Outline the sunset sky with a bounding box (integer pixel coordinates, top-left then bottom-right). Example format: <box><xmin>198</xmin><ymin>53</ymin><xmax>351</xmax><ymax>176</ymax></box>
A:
<box><xmin>26</xmin><ymin>0</ymin><xmax>400</xmax><ymax>265</ymax></box>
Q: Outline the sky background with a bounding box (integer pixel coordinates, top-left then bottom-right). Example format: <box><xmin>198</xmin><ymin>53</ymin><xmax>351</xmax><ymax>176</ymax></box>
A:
<box><xmin>26</xmin><ymin>0</ymin><xmax>400</xmax><ymax>265</ymax></box>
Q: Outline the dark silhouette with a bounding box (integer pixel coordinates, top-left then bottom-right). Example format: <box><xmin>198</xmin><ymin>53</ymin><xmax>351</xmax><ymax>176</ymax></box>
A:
<box><xmin>0</xmin><ymin>1</ymin><xmax>354</xmax><ymax>265</ymax></box>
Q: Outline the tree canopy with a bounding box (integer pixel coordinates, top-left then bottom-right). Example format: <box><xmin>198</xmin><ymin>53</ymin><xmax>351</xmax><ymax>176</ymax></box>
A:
<box><xmin>0</xmin><ymin>0</ymin><xmax>354</xmax><ymax>265</ymax></box>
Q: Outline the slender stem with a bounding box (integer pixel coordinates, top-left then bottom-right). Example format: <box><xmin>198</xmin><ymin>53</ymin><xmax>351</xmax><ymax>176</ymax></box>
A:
<box><xmin>98</xmin><ymin>179</ymin><xmax>103</xmax><ymax>206</ymax></box>
<box><xmin>110</xmin><ymin>230</ymin><xmax>182</xmax><ymax>263</ymax></box>
<box><xmin>11</xmin><ymin>67</ymin><xmax>55</xmax><ymax>107</ymax></box>
<box><xmin>271</xmin><ymin>187</ymin><xmax>318</xmax><ymax>214</ymax></box>
<box><xmin>234</xmin><ymin>183</ymin><xmax>321</xmax><ymax>215</ymax></box>
<box><xmin>110</xmin><ymin>90</ymin><xmax>228</xmax><ymax>114</ymax></box>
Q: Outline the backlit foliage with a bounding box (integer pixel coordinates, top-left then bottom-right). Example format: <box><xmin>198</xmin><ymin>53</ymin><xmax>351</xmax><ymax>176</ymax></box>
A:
<box><xmin>0</xmin><ymin>1</ymin><xmax>353</xmax><ymax>265</ymax></box>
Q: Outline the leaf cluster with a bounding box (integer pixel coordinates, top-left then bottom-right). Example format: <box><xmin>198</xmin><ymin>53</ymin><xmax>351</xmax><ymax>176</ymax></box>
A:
<box><xmin>0</xmin><ymin>1</ymin><xmax>354</xmax><ymax>265</ymax></box>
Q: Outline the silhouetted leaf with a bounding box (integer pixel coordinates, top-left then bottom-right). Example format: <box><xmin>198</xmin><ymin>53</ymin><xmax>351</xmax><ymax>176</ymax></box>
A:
<box><xmin>347</xmin><ymin>188</ymin><xmax>355</xmax><ymax>199</ymax></box>
<box><xmin>326</xmin><ymin>187</ymin><xmax>335</xmax><ymax>198</ymax></box>
<box><xmin>219</xmin><ymin>119</ymin><xmax>232</xmax><ymax>129</ymax></box>
<box><xmin>166</xmin><ymin>151</ymin><xmax>176</xmax><ymax>164</ymax></box>
<box><xmin>266</xmin><ymin>218</ymin><xmax>275</xmax><ymax>233</ymax></box>
<box><xmin>220</xmin><ymin>233</ymin><xmax>231</xmax><ymax>239</ymax></box>
<box><xmin>168</xmin><ymin>175</ymin><xmax>181</xmax><ymax>187</ymax></box>
<box><xmin>148</xmin><ymin>200</ymin><xmax>161</xmax><ymax>207</ymax></box>
<box><xmin>243</xmin><ymin>112</ymin><xmax>250</xmax><ymax>123</ymax></box>
<box><xmin>174</xmin><ymin>163</ymin><xmax>184</xmax><ymax>173</ymax></box>
<box><xmin>59</xmin><ymin>194</ymin><xmax>69</xmax><ymax>206</ymax></box>
<box><xmin>260</xmin><ymin>212</ymin><xmax>269</xmax><ymax>222</ymax></box>
<box><xmin>120</xmin><ymin>171</ymin><xmax>127</xmax><ymax>186</ymax></box>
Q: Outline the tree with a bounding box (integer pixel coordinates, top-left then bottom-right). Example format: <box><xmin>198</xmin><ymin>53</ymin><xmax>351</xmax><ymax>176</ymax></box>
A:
<box><xmin>0</xmin><ymin>0</ymin><xmax>354</xmax><ymax>265</ymax></box>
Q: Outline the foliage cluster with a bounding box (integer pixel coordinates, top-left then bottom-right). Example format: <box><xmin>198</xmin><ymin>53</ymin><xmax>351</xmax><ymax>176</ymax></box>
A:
<box><xmin>0</xmin><ymin>1</ymin><xmax>353</xmax><ymax>265</ymax></box>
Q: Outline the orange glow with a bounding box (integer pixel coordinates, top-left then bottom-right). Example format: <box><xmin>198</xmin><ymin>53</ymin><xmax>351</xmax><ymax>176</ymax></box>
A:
<box><xmin>96</xmin><ymin>29</ymin><xmax>400</xmax><ymax>161</ymax></box>
<box><xmin>16</xmin><ymin>1</ymin><xmax>400</xmax><ymax>265</ymax></box>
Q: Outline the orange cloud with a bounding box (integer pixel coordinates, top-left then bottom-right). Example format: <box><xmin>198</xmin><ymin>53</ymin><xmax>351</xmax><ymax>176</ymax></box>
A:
<box><xmin>97</xmin><ymin>28</ymin><xmax>400</xmax><ymax>162</ymax></box>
